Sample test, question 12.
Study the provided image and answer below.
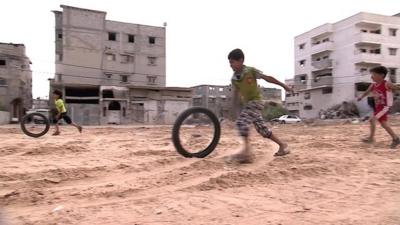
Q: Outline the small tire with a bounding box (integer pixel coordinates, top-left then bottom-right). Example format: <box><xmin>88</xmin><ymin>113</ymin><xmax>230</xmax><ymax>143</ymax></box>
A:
<box><xmin>21</xmin><ymin>113</ymin><xmax>50</xmax><ymax>138</ymax></box>
<box><xmin>172</xmin><ymin>107</ymin><xmax>221</xmax><ymax>158</ymax></box>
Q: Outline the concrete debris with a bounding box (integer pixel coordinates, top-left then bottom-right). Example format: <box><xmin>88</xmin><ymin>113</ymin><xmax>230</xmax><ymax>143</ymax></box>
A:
<box><xmin>319</xmin><ymin>101</ymin><xmax>359</xmax><ymax>120</ymax></box>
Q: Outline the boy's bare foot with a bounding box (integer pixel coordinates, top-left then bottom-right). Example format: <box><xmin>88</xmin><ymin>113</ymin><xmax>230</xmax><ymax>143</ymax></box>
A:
<box><xmin>78</xmin><ymin>126</ymin><xmax>83</xmax><ymax>133</ymax></box>
<box><xmin>361</xmin><ymin>137</ymin><xmax>374</xmax><ymax>144</ymax></box>
<box><xmin>390</xmin><ymin>137</ymin><xmax>400</xmax><ymax>149</ymax></box>
<box><xmin>52</xmin><ymin>131</ymin><xmax>60</xmax><ymax>136</ymax></box>
<box><xmin>225</xmin><ymin>152</ymin><xmax>254</xmax><ymax>164</ymax></box>
<box><xmin>274</xmin><ymin>144</ymin><xmax>290</xmax><ymax>157</ymax></box>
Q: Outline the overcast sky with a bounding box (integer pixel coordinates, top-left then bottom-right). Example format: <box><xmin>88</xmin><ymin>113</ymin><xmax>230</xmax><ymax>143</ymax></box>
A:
<box><xmin>1</xmin><ymin>0</ymin><xmax>399</xmax><ymax>98</ymax></box>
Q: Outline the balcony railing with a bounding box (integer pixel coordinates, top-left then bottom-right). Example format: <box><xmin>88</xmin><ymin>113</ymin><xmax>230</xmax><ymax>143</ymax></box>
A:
<box><xmin>311</xmin><ymin>59</ymin><xmax>333</xmax><ymax>70</ymax></box>
<box><xmin>354</xmin><ymin>32</ymin><xmax>382</xmax><ymax>44</ymax></box>
<box><xmin>311</xmin><ymin>41</ymin><xmax>334</xmax><ymax>55</ymax></box>
<box><xmin>355</xmin><ymin>72</ymin><xmax>371</xmax><ymax>83</ymax></box>
<box><xmin>354</xmin><ymin>53</ymin><xmax>383</xmax><ymax>64</ymax></box>
<box><xmin>311</xmin><ymin>76</ymin><xmax>333</xmax><ymax>88</ymax></box>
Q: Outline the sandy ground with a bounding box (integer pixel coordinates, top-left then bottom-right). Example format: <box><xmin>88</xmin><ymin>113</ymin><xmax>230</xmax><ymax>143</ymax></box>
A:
<box><xmin>1</xmin><ymin>118</ymin><xmax>400</xmax><ymax>225</ymax></box>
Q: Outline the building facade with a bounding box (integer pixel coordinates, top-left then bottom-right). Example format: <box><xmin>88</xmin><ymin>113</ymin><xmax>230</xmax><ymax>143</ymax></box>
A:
<box><xmin>0</xmin><ymin>43</ymin><xmax>32</xmax><ymax>122</ymax></box>
<box><xmin>50</xmin><ymin>5</ymin><xmax>190</xmax><ymax>125</ymax></box>
<box><xmin>192</xmin><ymin>84</ymin><xmax>282</xmax><ymax>119</ymax></box>
<box><xmin>286</xmin><ymin>12</ymin><xmax>400</xmax><ymax>118</ymax></box>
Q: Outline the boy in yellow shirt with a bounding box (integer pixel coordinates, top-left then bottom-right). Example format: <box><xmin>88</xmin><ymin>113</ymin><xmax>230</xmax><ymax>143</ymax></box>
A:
<box><xmin>228</xmin><ymin>49</ymin><xmax>292</xmax><ymax>163</ymax></box>
<box><xmin>53</xmin><ymin>90</ymin><xmax>82</xmax><ymax>135</ymax></box>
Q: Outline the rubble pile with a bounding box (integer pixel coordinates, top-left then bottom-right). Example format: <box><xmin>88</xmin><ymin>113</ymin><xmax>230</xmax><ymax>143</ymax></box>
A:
<box><xmin>319</xmin><ymin>101</ymin><xmax>359</xmax><ymax>119</ymax></box>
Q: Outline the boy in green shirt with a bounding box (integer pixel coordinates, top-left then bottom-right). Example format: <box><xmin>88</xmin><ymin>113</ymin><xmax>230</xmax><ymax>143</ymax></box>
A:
<box><xmin>228</xmin><ymin>49</ymin><xmax>292</xmax><ymax>163</ymax></box>
<box><xmin>53</xmin><ymin>90</ymin><xmax>82</xmax><ymax>136</ymax></box>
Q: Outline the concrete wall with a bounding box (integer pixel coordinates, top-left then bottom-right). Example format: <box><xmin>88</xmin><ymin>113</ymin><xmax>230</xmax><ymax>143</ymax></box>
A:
<box><xmin>0</xmin><ymin>43</ymin><xmax>32</xmax><ymax>121</ymax></box>
<box><xmin>0</xmin><ymin>111</ymin><xmax>9</xmax><ymax>125</ymax></box>
<box><xmin>68</xmin><ymin>104</ymin><xmax>101</xmax><ymax>125</ymax></box>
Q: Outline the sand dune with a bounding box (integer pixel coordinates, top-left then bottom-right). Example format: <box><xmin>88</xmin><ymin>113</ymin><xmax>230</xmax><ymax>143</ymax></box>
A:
<box><xmin>1</xmin><ymin>119</ymin><xmax>400</xmax><ymax>225</ymax></box>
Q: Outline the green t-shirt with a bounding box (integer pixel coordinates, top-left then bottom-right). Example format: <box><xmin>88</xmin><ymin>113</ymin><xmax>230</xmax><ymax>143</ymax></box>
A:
<box><xmin>231</xmin><ymin>65</ymin><xmax>263</xmax><ymax>103</ymax></box>
<box><xmin>55</xmin><ymin>99</ymin><xmax>67</xmax><ymax>113</ymax></box>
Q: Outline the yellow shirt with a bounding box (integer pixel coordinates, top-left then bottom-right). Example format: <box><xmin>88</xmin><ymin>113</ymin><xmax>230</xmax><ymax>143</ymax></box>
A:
<box><xmin>55</xmin><ymin>99</ymin><xmax>67</xmax><ymax>113</ymax></box>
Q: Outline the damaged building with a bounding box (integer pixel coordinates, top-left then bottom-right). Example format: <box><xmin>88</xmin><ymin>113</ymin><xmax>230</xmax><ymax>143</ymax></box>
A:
<box><xmin>0</xmin><ymin>43</ymin><xmax>32</xmax><ymax>122</ymax></box>
<box><xmin>49</xmin><ymin>5</ymin><xmax>191</xmax><ymax>125</ymax></box>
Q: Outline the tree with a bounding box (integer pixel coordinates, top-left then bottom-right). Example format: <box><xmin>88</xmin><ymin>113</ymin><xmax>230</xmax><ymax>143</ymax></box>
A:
<box><xmin>262</xmin><ymin>102</ymin><xmax>288</xmax><ymax>121</ymax></box>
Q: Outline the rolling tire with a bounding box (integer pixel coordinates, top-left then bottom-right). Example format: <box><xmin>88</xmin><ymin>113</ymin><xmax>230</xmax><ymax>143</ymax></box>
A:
<box><xmin>20</xmin><ymin>113</ymin><xmax>50</xmax><ymax>138</ymax></box>
<box><xmin>172</xmin><ymin>107</ymin><xmax>221</xmax><ymax>158</ymax></box>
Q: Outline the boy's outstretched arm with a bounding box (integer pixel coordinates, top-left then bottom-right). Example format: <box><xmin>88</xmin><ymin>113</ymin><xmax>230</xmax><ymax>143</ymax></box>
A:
<box><xmin>357</xmin><ymin>84</ymin><xmax>373</xmax><ymax>101</ymax></box>
<box><xmin>260</xmin><ymin>74</ymin><xmax>293</xmax><ymax>92</ymax></box>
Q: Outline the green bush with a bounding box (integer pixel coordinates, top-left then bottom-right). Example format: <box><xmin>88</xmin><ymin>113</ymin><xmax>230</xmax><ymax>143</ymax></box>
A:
<box><xmin>262</xmin><ymin>102</ymin><xmax>288</xmax><ymax>121</ymax></box>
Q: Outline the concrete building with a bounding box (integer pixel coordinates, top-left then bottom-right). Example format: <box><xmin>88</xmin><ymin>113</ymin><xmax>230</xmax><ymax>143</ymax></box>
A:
<box><xmin>50</xmin><ymin>5</ymin><xmax>191</xmax><ymax>125</ymax></box>
<box><xmin>285</xmin><ymin>12</ymin><xmax>400</xmax><ymax>118</ymax></box>
<box><xmin>32</xmin><ymin>98</ymin><xmax>49</xmax><ymax>109</ymax></box>
<box><xmin>192</xmin><ymin>84</ymin><xmax>282</xmax><ymax>119</ymax></box>
<box><xmin>0</xmin><ymin>43</ymin><xmax>32</xmax><ymax>122</ymax></box>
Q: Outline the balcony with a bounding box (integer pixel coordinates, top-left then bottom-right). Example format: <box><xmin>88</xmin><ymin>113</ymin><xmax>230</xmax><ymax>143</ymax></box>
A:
<box><xmin>311</xmin><ymin>59</ymin><xmax>333</xmax><ymax>71</ymax></box>
<box><xmin>311</xmin><ymin>76</ymin><xmax>333</xmax><ymax>88</ymax></box>
<box><xmin>355</xmin><ymin>72</ymin><xmax>371</xmax><ymax>83</ymax></box>
<box><xmin>354</xmin><ymin>53</ymin><xmax>383</xmax><ymax>65</ymax></box>
<box><xmin>354</xmin><ymin>32</ymin><xmax>382</xmax><ymax>45</ymax></box>
<box><xmin>311</xmin><ymin>41</ymin><xmax>334</xmax><ymax>55</ymax></box>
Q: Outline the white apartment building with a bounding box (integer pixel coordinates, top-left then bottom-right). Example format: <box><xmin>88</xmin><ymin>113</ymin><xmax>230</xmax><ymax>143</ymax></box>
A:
<box><xmin>285</xmin><ymin>12</ymin><xmax>400</xmax><ymax>118</ymax></box>
<box><xmin>50</xmin><ymin>5</ymin><xmax>191</xmax><ymax>125</ymax></box>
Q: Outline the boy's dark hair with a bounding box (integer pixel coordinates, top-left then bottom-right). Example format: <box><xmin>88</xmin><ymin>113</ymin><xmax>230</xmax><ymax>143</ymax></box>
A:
<box><xmin>370</xmin><ymin>66</ymin><xmax>388</xmax><ymax>78</ymax></box>
<box><xmin>53</xmin><ymin>90</ymin><xmax>62</xmax><ymax>98</ymax></box>
<box><xmin>228</xmin><ymin>48</ymin><xmax>245</xmax><ymax>61</ymax></box>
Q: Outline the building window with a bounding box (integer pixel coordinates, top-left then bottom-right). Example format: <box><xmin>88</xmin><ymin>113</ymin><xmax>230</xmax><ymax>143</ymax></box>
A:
<box><xmin>389</xmin><ymin>48</ymin><xmax>397</xmax><ymax>56</ymax></box>
<box><xmin>300</xmin><ymin>75</ymin><xmax>307</xmax><ymax>83</ymax></box>
<box><xmin>389</xmin><ymin>28</ymin><xmax>397</xmax><ymax>37</ymax></box>
<box><xmin>304</xmin><ymin>92</ymin><xmax>311</xmax><ymax>100</ymax></box>
<box><xmin>370</xmin><ymin>48</ymin><xmax>380</xmax><ymax>54</ymax></box>
<box><xmin>370</xmin><ymin>29</ymin><xmax>381</xmax><ymax>34</ymax></box>
<box><xmin>219</xmin><ymin>88</ymin><xmax>224</xmax><ymax>92</ymax></box>
<box><xmin>58</xmin><ymin>33</ymin><xmax>63</xmax><ymax>39</ymax></box>
<box><xmin>0</xmin><ymin>60</ymin><xmax>6</xmax><ymax>66</ymax></box>
<box><xmin>322</xmin><ymin>87</ymin><xmax>333</xmax><ymax>94</ymax></box>
<box><xmin>147</xmin><ymin>76</ymin><xmax>157</xmax><ymax>84</ymax></box>
<box><xmin>121</xmin><ymin>75</ymin><xmax>128</xmax><ymax>83</ymax></box>
<box><xmin>304</xmin><ymin>105</ymin><xmax>313</xmax><ymax>110</ymax></box>
<box><xmin>149</xmin><ymin>36</ymin><xmax>156</xmax><ymax>44</ymax></box>
<box><xmin>128</xmin><ymin>34</ymin><xmax>135</xmax><ymax>43</ymax></box>
<box><xmin>361</xmin><ymin>29</ymin><xmax>368</xmax><ymax>33</ymax></box>
<box><xmin>121</xmin><ymin>54</ymin><xmax>134</xmax><ymax>63</ymax></box>
<box><xmin>0</xmin><ymin>78</ymin><xmax>7</xmax><ymax>86</ymax></box>
<box><xmin>105</xmin><ymin>73</ymin><xmax>112</xmax><ymax>79</ymax></box>
<box><xmin>322</xmin><ymin>38</ymin><xmax>330</xmax><ymax>43</ymax></box>
<box><xmin>108</xmin><ymin>32</ymin><xmax>117</xmax><ymax>41</ymax></box>
<box><xmin>360</xmin><ymin>48</ymin><xmax>367</xmax><ymax>53</ymax></box>
<box><xmin>147</xmin><ymin>57</ymin><xmax>157</xmax><ymax>66</ymax></box>
<box><xmin>299</xmin><ymin>43</ymin><xmax>305</xmax><ymax>50</ymax></box>
<box><xmin>389</xmin><ymin>68</ymin><xmax>397</xmax><ymax>76</ymax></box>
<box><xmin>56</xmin><ymin>53</ymin><xmax>63</xmax><ymax>62</ymax></box>
<box><xmin>106</xmin><ymin>53</ymin><xmax>116</xmax><ymax>61</ymax></box>
<box><xmin>58</xmin><ymin>74</ymin><xmax>63</xmax><ymax>82</ymax></box>
<box><xmin>299</xmin><ymin>60</ymin><xmax>306</xmax><ymax>67</ymax></box>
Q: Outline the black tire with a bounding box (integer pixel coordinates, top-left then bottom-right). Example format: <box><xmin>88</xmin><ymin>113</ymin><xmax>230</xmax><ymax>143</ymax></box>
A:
<box><xmin>280</xmin><ymin>120</ymin><xmax>286</xmax><ymax>124</ymax></box>
<box><xmin>21</xmin><ymin>113</ymin><xmax>50</xmax><ymax>138</ymax></box>
<box><xmin>172</xmin><ymin>107</ymin><xmax>221</xmax><ymax>158</ymax></box>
